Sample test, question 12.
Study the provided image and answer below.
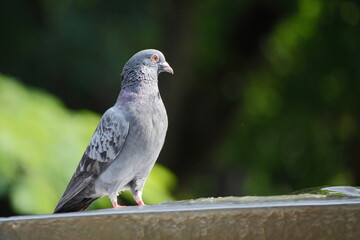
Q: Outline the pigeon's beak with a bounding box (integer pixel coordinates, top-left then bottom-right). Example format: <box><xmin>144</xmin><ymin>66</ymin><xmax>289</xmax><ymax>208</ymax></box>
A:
<box><xmin>160</xmin><ymin>62</ymin><xmax>174</xmax><ymax>74</ymax></box>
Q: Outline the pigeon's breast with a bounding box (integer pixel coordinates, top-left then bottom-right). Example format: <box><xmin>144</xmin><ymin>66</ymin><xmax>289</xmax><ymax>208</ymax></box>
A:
<box><xmin>127</xmin><ymin>96</ymin><xmax>168</xmax><ymax>155</ymax></box>
<box><xmin>94</xmin><ymin>95</ymin><xmax>167</xmax><ymax>194</ymax></box>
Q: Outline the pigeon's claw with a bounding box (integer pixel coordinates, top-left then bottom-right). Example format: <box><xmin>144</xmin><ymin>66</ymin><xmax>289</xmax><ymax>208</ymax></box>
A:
<box><xmin>112</xmin><ymin>201</ymin><xmax>125</xmax><ymax>208</ymax></box>
<box><xmin>136</xmin><ymin>200</ymin><xmax>145</xmax><ymax>206</ymax></box>
<box><xmin>133</xmin><ymin>191</ymin><xmax>145</xmax><ymax>206</ymax></box>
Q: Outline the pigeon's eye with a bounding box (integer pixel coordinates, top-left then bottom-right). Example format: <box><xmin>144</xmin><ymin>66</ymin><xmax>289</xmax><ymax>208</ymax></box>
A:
<box><xmin>151</xmin><ymin>54</ymin><xmax>159</xmax><ymax>62</ymax></box>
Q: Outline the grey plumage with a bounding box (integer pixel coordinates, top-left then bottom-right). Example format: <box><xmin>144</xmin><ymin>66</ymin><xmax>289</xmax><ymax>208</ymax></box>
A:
<box><xmin>54</xmin><ymin>49</ymin><xmax>173</xmax><ymax>213</ymax></box>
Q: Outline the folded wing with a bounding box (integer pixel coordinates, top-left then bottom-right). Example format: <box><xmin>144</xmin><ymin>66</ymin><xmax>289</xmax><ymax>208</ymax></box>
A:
<box><xmin>54</xmin><ymin>107</ymin><xmax>129</xmax><ymax>212</ymax></box>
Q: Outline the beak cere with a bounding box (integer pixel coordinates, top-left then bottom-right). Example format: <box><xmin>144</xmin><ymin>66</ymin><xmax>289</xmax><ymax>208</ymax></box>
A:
<box><xmin>161</xmin><ymin>62</ymin><xmax>174</xmax><ymax>74</ymax></box>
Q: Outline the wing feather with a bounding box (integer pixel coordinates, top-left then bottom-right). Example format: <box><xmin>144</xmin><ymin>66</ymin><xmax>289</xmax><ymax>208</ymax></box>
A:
<box><xmin>55</xmin><ymin>107</ymin><xmax>129</xmax><ymax>211</ymax></box>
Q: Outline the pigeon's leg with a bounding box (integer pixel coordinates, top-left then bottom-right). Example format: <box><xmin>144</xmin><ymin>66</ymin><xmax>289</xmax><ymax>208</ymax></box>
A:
<box><xmin>132</xmin><ymin>189</ymin><xmax>145</xmax><ymax>206</ymax></box>
<box><xmin>109</xmin><ymin>194</ymin><xmax>125</xmax><ymax>208</ymax></box>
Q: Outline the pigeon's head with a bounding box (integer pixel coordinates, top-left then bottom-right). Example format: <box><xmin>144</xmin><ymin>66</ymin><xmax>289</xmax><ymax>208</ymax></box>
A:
<box><xmin>123</xmin><ymin>49</ymin><xmax>174</xmax><ymax>76</ymax></box>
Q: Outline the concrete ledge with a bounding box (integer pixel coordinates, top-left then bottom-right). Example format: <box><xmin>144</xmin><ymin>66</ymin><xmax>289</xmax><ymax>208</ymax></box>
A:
<box><xmin>1</xmin><ymin>196</ymin><xmax>360</xmax><ymax>240</ymax></box>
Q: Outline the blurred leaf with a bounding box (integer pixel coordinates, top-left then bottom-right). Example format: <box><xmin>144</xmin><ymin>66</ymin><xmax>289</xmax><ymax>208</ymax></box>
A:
<box><xmin>214</xmin><ymin>0</ymin><xmax>358</xmax><ymax>196</ymax></box>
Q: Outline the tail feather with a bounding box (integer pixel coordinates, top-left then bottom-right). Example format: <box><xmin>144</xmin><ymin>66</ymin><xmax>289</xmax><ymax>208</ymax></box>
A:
<box><xmin>54</xmin><ymin>197</ymin><xmax>99</xmax><ymax>213</ymax></box>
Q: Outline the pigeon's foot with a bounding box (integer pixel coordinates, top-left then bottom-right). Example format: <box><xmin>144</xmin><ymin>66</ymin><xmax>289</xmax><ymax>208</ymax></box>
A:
<box><xmin>133</xmin><ymin>193</ymin><xmax>145</xmax><ymax>206</ymax></box>
<box><xmin>112</xmin><ymin>201</ymin><xmax>126</xmax><ymax>208</ymax></box>
<box><xmin>136</xmin><ymin>200</ymin><xmax>145</xmax><ymax>206</ymax></box>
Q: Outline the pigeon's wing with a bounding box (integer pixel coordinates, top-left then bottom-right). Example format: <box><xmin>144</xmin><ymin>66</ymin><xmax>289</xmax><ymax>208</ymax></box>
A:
<box><xmin>55</xmin><ymin>107</ymin><xmax>129</xmax><ymax>211</ymax></box>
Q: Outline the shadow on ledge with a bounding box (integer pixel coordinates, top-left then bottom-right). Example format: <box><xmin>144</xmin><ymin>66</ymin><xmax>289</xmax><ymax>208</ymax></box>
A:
<box><xmin>1</xmin><ymin>186</ymin><xmax>360</xmax><ymax>240</ymax></box>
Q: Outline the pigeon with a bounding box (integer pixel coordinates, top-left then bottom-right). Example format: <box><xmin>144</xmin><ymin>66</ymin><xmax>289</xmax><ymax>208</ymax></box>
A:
<box><xmin>54</xmin><ymin>49</ymin><xmax>173</xmax><ymax>213</ymax></box>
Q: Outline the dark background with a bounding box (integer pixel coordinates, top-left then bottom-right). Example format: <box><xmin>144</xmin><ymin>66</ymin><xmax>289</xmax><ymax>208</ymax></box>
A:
<box><xmin>0</xmin><ymin>0</ymin><xmax>359</xmax><ymax>215</ymax></box>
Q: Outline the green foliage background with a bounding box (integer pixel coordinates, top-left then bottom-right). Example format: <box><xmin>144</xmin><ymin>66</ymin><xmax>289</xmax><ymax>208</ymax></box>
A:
<box><xmin>211</xmin><ymin>0</ymin><xmax>360</xmax><ymax>195</ymax></box>
<box><xmin>0</xmin><ymin>0</ymin><xmax>359</xmax><ymax>215</ymax></box>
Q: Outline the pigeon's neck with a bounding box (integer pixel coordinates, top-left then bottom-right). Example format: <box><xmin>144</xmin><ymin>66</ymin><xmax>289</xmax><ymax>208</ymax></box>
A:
<box><xmin>118</xmin><ymin>65</ymin><xmax>160</xmax><ymax>103</ymax></box>
<box><xmin>120</xmin><ymin>65</ymin><xmax>158</xmax><ymax>92</ymax></box>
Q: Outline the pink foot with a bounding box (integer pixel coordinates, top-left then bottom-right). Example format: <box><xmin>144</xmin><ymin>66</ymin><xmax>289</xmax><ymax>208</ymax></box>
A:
<box><xmin>112</xmin><ymin>201</ymin><xmax>126</xmax><ymax>208</ymax></box>
<box><xmin>136</xmin><ymin>200</ymin><xmax>145</xmax><ymax>206</ymax></box>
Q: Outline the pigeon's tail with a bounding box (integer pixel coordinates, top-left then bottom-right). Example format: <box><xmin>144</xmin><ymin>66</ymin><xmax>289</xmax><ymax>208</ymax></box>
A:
<box><xmin>54</xmin><ymin>196</ymin><xmax>99</xmax><ymax>213</ymax></box>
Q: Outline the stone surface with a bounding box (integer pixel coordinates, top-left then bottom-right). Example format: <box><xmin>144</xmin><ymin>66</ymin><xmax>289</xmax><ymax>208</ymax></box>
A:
<box><xmin>1</xmin><ymin>195</ymin><xmax>360</xmax><ymax>240</ymax></box>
